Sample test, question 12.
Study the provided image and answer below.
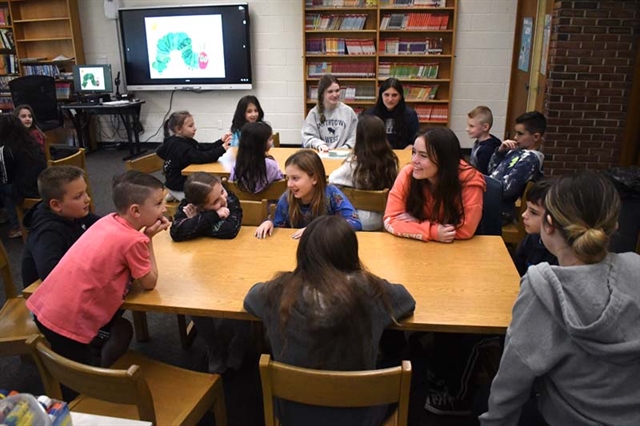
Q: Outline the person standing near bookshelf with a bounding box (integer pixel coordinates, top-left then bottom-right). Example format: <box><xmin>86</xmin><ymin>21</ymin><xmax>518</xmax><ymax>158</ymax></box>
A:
<box><xmin>302</xmin><ymin>74</ymin><xmax>358</xmax><ymax>152</ymax></box>
<box><xmin>365</xmin><ymin>78</ymin><xmax>419</xmax><ymax>150</ymax></box>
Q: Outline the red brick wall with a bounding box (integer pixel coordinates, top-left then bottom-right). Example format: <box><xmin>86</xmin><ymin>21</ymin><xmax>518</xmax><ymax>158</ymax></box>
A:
<box><xmin>544</xmin><ymin>0</ymin><xmax>638</xmax><ymax>175</ymax></box>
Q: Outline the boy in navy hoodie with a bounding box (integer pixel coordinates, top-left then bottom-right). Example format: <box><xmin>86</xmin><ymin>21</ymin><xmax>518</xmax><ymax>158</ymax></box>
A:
<box><xmin>513</xmin><ymin>179</ymin><xmax>557</xmax><ymax>276</ymax></box>
<box><xmin>466</xmin><ymin>106</ymin><xmax>501</xmax><ymax>175</ymax></box>
<box><xmin>21</xmin><ymin>166</ymin><xmax>99</xmax><ymax>287</ymax></box>
<box><xmin>488</xmin><ymin>111</ymin><xmax>546</xmax><ymax>224</ymax></box>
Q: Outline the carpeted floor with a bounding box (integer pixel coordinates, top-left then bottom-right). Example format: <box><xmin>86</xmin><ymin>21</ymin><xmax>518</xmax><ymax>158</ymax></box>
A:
<box><xmin>0</xmin><ymin>145</ymin><xmax>481</xmax><ymax>426</ymax></box>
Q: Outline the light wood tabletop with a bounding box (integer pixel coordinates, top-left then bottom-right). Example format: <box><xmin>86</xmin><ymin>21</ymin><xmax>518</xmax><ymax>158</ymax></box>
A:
<box><xmin>182</xmin><ymin>147</ymin><xmax>413</xmax><ymax>178</ymax></box>
<box><xmin>25</xmin><ymin>228</ymin><xmax>520</xmax><ymax>334</ymax></box>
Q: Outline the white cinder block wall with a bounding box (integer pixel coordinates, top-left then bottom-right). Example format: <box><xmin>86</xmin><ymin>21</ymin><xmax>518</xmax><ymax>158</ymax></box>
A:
<box><xmin>78</xmin><ymin>0</ymin><xmax>516</xmax><ymax>148</ymax></box>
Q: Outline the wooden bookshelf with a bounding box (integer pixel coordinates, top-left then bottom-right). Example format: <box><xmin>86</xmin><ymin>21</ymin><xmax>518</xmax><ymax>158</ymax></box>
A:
<box><xmin>0</xmin><ymin>0</ymin><xmax>83</xmax><ymax>109</ymax></box>
<box><xmin>303</xmin><ymin>0</ymin><xmax>457</xmax><ymax>127</ymax></box>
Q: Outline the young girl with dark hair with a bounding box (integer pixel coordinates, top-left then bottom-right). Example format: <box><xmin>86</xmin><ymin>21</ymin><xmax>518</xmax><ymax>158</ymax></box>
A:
<box><xmin>329</xmin><ymin>115</ymin><xmax>399</xmax><ymax>230</ymax></box>
<box><xmin>156</xmin><ymin>111</ymin><xmax>231</xmax><ymax>201</ymax></box>
<box><xmin>384</xmin><ymin>127</ymin><xmax>485</xmax><ymax>242</ymax></box>
<box><xmin>230</xmin><ymin>121</ymin><xmax>283</xmax><ymax>193</ymax></box>
<box><xmin>302</xmin><ymin>74</ymin><xmax>358</xmax><ymax>152</ymax></box>
<box><xmin>230</xmin><ymin>95</ymin><xmax>265</xmax><ymax>147</ymax></box>
<box><xmin>170</xmin><ymin>172</ymin><xmax>248</xmax><ymax>373</ymax></box>
<box><xmin>481</xmin><ymin>171</ymin><xmax>640</xmax><ymax>426</ymax></box>
<box><xmin>170</xmin><ymin>172</ymin><xmax>242</xmax><ymax>241</ymax></box>
<box><xmin>365</xmin><ymin>78</ymin><xmax>419</xmax><ymax>150</ymax></box>
<box><xmin>14</xmin><ymin>104</ymin><xmax>46</xmax><ymax>151</ymax></box>
<box><xmin>254</xmin><ymin>149</ymin><xmax>362</xmax><ymax>239</ymax></box>
<box><xmin>0</xmin><ymin>114</ymin><xmax>47</xmax><ymax>238</ymax></box>
<box><xmin>244</xmin><ymin>215</ymin><xmax>416</xmax><ymax>425</ymax></box>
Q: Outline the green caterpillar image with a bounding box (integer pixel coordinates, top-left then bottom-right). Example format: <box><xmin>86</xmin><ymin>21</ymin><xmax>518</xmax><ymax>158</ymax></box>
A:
<box><xmin>81</xmin><ymin>73</ymin><xmax>98</xmax><ymax>88</ymax></box>
<box><xmin>152</xmin><ymin>32</ymin><xmax>209</xmax><ymax>73</ymax></box>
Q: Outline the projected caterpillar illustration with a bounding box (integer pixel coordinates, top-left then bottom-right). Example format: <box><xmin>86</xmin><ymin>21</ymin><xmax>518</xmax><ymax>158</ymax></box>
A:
<box><xmin>81</xmin><ymin>73</ymin><xmax>98</xmax><ymax>88</ymax></box>
<box><xmin>152</xmin><ymin>32</ymin><xmax>209</xmax><ymax>73</ymax></box>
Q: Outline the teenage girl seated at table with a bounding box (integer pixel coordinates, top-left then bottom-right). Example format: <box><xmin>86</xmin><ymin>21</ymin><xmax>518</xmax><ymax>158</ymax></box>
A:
<box><xmin>230</xmin><ymin>121</ymin><xmax>283</xmax><ymax>193</ymax></box>
<box><xmin>254</xmin><ymin>149</ymin><xmax>362</xmax><ymax>239</ymax></box>
<box><xmin>302</xmin><ymin>74</ymin><xmax>358</xmax><ymax>152</ymax></box>
<box><xmin>156</xmin><ymin>110</ymin><xmax>231</xmax><ymax>201</ymax></box>
<box><xmin>244</xmin><ymin>215</ymin><xmax>416</xmax><ymax>426</ymax></box>
<box><xmin>329</xmin><ymin>115</ymin><xmax>399</xmax><ymax>231</ymax></box>
<box><xmin>364</xmin><ymin>78</ymin><xmax>419</xmax><ymax>150</ymax></box>
<box><xmin>229</xmin><ymin>95</ymin><xmax>266</xmax><ymax>147</ymax></box>
<box><xmin>480</xmin><ymin>171</ymin><xmax>640</xmax><ymax>426</ymax></box>
<box><xmin>384</xmin><ymin>128</ymin><xmax>485</xmax><ymax>242</ymax></box>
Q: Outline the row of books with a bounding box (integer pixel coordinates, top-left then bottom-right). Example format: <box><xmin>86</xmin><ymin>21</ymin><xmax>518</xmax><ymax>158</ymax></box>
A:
<box><xmin>306</xmin><ymin>14</ymin><xmax>368</xmax><ymax>30</ymax></box>
<box><xmin>380</xmin><ymin>13</ymin><xmax>449</xmax><ymax>30</ymax></box>
<box><xmin>404</xmin><ymin>84</ymin><xmax>439</xmax><ymax>101</ymax></box>
<box><xmin>415</xmin><ymin>104</ymin><xmax>448</xmax><ymax>121</ymax></box>
<box><xmin>0</xmin><ymin>96</ymin><xmax>13</xmax><ymax>110</ymax></box>
<box><xmin>380</xmin><ymin>0</ymin><xmax>446</xmax><ymax>6</ymax></box>
<box><xmin>308</xmin><ymin>84</ymin><xmax>376</xmax><ymax>102</ymax></box>
<box><xmin>0</xmin><ymin>7</ymin><xmax>10</xmax><ymax>26</ymax></box>
<box><xmin>379</xmin><ymin>37</ymin><xmax>443</xmax><ymax>55</ymax></box>
<box><xmin>379</xmin><ymin>62</ymin><xmax>440</xmax><ymax>79</ymax></box>
<box><xmin>0</xmin><ymin>54</ymin><xmax>17</xmax><ymax>75</ymax></box>
<box><xmin>306</xmin><ymin>0</ymin><xmax>376</xmax><ymax>6</ymax></box>
<box><xmin>0</xmin><ymin>76</ymin><xmax>15</xmax><ymax>92</ymax></box>
<box><xmin>0</xmin><ymin>29</ymin><xmax>14</xmax><ymax>50</ymax></box>
<box><xmin>307</xmin><ymin>62</ymin><xmax>376</xmax><ymax>78</ymax></box>
<box><xmin>55</xmin><ymin>81</ymin><xmax>72</xmax><ymax>99</ymax></box>
<box><xmin>306</xmin><ymin>38</ymin><xmax>376</xmax><ymax>55</ymax></box>
<box><xmin>22</xmin><ymin>64</ymin><xmax>61</xmax><ymax>77</ymax></box>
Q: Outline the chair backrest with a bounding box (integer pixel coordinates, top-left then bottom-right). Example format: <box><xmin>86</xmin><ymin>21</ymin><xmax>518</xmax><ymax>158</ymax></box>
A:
<box><xmin>27</xmin><ymin>335</ymin><xmax>157</xmax><ymax>424</ymax></box>
<box><xmin>47</xmin><ymin>148</ymin><xmax>94</xmax><ymax>211</ymax></box>
<box><xmin>259</xmin><ymin>354</ymin><xmax>411</xmax><ymax>426</ymax></box>
<box><xmin>502</xmin><ymin>180</ymin><xmax>534</xmax><ymax>244</ymax></box>
<box><xmin>9</xmin><ymin>75</ymin><xmax>60</xmax><ymax>125</ymax></box>
<box><xmin>240</xmin><ymin>199</ymin><xmax>268</xmax><ymax>226</ymax></box>
<box><xmin>272</xmin><ymin>132</ymin><xmax>280</xmax><ymax>148</ymax></box>
<box><xmin>335</xmin><ymin>187</ymin><xmax>390</xmax><ymax>213</ymax></box>
<box><xmin>225</xmin><ymin>179</ymin><xmax>287</xmax><ymax>202</ymax></box>
<box><xmin>476</xmin><ymin>176</ymin><xmax>503</xmax><ymax>236</ymax></box>
<box><xmin>15</xmin><ymin>197</ymin><xmax>41</xmax><ymax>243</ymax></box>
<box><xmin>125</xmin><ymin>153</ymin><xmax>164</xmax><ymax>174</ymax></box>
<box><xmin>0</xmin><ymin>240</ymin><xmax>17</xmax><ymax>299</ymax></box>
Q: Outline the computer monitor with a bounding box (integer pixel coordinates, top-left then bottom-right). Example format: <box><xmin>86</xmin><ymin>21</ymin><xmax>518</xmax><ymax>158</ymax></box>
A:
<box><xmin>72</xmin><ymin>64</ymin><xmax>114</xmax><ymax>94</ymax></box>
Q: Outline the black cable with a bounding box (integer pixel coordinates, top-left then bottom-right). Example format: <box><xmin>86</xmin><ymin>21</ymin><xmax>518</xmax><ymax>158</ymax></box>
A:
<box><xmin>142</xmin><ymin>90</ymin><xmax>176</xmax><ymax>143</ymax></box>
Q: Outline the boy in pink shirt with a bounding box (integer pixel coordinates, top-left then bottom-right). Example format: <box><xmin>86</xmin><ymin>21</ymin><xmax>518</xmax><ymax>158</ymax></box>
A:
<box><xmin>27</xmin><ymin>171</ymin><xmax>170</xmax><ymax>367</ymax></box>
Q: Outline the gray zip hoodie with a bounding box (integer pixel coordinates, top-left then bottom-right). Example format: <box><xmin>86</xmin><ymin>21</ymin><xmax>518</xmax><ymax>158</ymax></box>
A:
<box><xmin>480</xmin><ymin>252</ymin><xmax>640</xmax><ymax>426</ymax></box>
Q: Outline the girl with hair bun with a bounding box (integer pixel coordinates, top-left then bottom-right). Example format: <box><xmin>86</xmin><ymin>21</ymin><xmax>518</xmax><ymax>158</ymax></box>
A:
<box><xmin>481</xmin><ymin>171</ymin><xmax>640</xmax><ymax>426</ymax></box>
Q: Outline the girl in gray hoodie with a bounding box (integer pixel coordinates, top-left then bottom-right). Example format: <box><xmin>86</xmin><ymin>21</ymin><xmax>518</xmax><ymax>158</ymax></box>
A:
<box><xmin>480</xmin><ymin>171</ymin><xmax>640</xmax><ymax>426</ymax></box>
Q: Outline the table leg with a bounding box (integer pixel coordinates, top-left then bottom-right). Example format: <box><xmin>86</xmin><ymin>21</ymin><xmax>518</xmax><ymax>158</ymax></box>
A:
<box><xmin>131</xmin><ymin>311</ymin><xmax>150</xmax><ymax>342</ymax></box>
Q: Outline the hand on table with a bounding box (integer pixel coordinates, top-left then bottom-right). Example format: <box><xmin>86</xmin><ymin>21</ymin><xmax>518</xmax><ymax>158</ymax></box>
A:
<box><xmin>437</xmin><ymin>224</ymin><xmax>456</xmax><ymax>243</ymax></box>
<box><xmin>291</xmin><ymin>227</ymin><xmax>306</xmax><ymax>239</ymax></box>
<box><xmin>317</xmin><ymin>144</ymin><xmax>329</xmax><ymax>153</ymax></box>
<box><xmin>396</xmin><ymin>212</ymin><xmax>420</xmax><ymax>223</ymax></box>
<box><xmin>255</xmin><ymin>220</ymin><xmax>274</xmax><ymax>239</ymax></box>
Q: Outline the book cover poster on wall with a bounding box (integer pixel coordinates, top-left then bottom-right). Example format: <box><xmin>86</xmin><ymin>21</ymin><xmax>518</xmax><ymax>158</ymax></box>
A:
<box><xmin>540</xmin><ymin>14</ymin><xmax>551</xmax><ymax>76</ymax></box>
<box><xmin>518</xmin><ymin>17</ymin><xmax>533</xmax><ymax>72</ymax></box>
<box><xmin>145</xmin><ymin>15</ymin><xmax>226</xmax><ymax>79</ymax></box>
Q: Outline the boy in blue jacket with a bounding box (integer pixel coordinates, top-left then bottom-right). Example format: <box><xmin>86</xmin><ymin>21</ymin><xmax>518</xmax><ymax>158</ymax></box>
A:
<box><xmin>488</xmin><ymin>111</ymin><xmax>546</xmax><ymax>224</ymax></box>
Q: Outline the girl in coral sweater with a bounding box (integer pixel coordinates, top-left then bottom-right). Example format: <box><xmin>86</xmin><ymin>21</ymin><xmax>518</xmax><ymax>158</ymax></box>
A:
<box><xmin>383</xmin><ymin>128</ymin><xmax>485</xmax><ymax>242</ymax></box>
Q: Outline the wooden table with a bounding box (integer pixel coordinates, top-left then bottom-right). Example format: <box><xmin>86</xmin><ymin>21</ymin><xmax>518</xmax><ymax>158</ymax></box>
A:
<box><xmin>182</xmin><ymin>147</ymin><xmax>413</xmax><ymax>178</ymax></box>
<box><xmin>25</xmin><ymin>228</ymin><xmax>520</xmax><ymax>334</ymax></box>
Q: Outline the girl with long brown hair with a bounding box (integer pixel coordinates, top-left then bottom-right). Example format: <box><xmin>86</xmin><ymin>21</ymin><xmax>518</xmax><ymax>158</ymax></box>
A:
<box><xmin>244</xmin><ymin>215</ymin><xmax>415</xmax><ymax>425</ymax></box>
<box><xmin>302</xmin><ymin>74</ymin><xmax>358</xmax><ymax>152</ymax></box>
<box><xmin>254</xmin><ymin>149</ymin><xmax>362</xmax><ymax>239</ymax></box>
<box><xmin>329</xmin><ymin>115</ymin><xmax>399</xmax><ymax>230</ymax></box>
<box><xmin>384</xmin><ymin>128</ymin><xmax>485</xmax><ymax>242</ymax></box>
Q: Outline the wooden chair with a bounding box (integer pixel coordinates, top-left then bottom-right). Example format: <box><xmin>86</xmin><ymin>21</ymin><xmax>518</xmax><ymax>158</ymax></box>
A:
<box><xmin>225</xmin><ymin>179</ymin><xmax>287</xmax><ymax>202</ymax></box>
<box><xmin>240</xmin><ymin>199</ymin><xmax>268</xmax><ymax>226</ymax></box>
<box><xmin>502</xmin><ymin>181</ymin><xmax>534</xmax><ymax>246</ymax></box>
<box><xmin>125</xmin><ymin>152</ymin><xmax>179</xmax><ymax>219</ymax></box>
<box><xmin>125</xmin><ymin>152</ymin><xmax>193</xmax><ymax>348</ymax></box>
<box><xmin>27</xmin><ymin>335</ymin><xmax>226</xmax><ymax>426</ymax></box>
<box><xmin>336</xmin><ymin>187</ymin><xmax>390</xmax><ymax>212</ymax></box>
<box><xmin>0</xmin><ymin>241</ymin><xmax>41</xmax><ymax>357</ymax></box>
<box><xmin>259</xmin><ymin>354</ymin><xmax>412</xmax><ymax>426</ymax></box>
<box><xmin>48</xmin><ymin>148</ymin><xmax>95</xmax><ymax>212</ymax></box>
<box><xmin>272</xmin><ymin>132</ymin><xmax>280</xmax><ymax>147</ymax></box>
<box><xmin>15</xmin><ymin>197</ymin><xmax>41</xmax><ymax>243</ymax></box>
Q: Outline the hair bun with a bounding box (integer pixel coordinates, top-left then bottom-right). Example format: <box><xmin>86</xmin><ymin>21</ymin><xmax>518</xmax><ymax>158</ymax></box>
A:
<box><xmin>572</xmin><ymin>226</ymin><xmax>608</xmax><ymax>263</ymax></box>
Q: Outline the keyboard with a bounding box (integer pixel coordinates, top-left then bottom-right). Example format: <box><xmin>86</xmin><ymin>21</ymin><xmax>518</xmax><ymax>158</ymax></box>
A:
<box><xmin>102</xmin><ymin>100</ymin><xmax>130</xmax><ymax>105</ymax></box>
